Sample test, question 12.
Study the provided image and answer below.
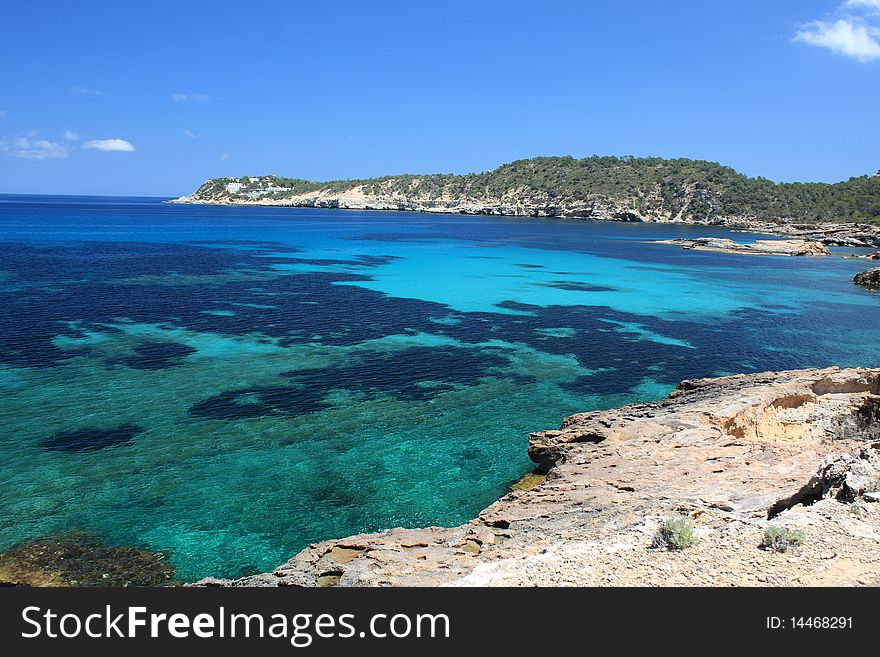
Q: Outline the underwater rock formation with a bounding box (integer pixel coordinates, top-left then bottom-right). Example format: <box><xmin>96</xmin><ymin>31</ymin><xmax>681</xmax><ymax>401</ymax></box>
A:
<box><xmin>0</xmin><ymin>530</ymin><xmax>177</xmax><ymax>586</ymax></box>
<box><xmin>39</xmin><ymin>425</ymin><xmax>143</xmax><ymax>452</ymax></box>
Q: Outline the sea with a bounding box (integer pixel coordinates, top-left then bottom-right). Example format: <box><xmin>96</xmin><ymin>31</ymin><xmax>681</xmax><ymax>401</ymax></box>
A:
<box><xmin>1</xmin><ymin>194</ymin><xmax>878</xmax><ymax>581</ymax></box>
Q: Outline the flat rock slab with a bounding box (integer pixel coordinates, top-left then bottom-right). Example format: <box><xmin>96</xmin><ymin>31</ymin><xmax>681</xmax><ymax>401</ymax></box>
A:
<box><xmin>656</xmin><ymin>237</ymin><xmax>829</xmax><ymax>256</ymax></box>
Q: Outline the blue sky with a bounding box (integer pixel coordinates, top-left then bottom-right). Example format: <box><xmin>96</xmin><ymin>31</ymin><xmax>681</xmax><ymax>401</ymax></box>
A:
<box><xmin>1</xmin><ymin>0</ymin><xmax>879</xmax><ymax>196</ymax></box>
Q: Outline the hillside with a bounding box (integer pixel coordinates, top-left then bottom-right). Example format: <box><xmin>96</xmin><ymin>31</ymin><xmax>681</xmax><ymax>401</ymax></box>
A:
<box><xmin>175</xmin><ymin>156</ymin><xmax>880</xmax><ymax>225</ymax></box>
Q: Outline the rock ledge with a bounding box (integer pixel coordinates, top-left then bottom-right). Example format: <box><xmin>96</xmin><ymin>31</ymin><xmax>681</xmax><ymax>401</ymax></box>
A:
<box><xmin>656</xmin><ymin>238</ymin><xmax>830</xmax><ymax>257</ymax></box>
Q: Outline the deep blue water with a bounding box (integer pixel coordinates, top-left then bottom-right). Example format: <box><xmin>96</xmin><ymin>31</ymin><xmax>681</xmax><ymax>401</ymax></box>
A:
<box><xmin>1</xmin><ymin>194</ymin><xmax>879</xmax><ymax>580</ymax></box>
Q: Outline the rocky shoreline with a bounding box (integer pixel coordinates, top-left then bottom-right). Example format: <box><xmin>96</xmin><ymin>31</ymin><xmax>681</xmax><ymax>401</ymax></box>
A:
<box><xmin>655</xmin><ymin>237</ymin><xmax>830</xmax><ymax>257</ymax></box>
<box><xmin>733</xmin><ymin>220</ymin><xmax>880</xmax><ymax>248</ymax></box>
<box><xmin>171</xmin><ymin>189</ymin><xmax>880</xmax><ymax>248</ymax></box>
<box><xmin>196</xmin><ymin>367</ymin><xmax>880</xmax><ymax>587</ymax></box>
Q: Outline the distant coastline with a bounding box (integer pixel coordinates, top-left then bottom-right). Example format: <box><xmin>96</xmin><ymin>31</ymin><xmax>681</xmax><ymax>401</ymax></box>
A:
<box><xmin>172</xmin><ymin>155</ymin><xmax>880</xmax><ymax>248</ymax></box>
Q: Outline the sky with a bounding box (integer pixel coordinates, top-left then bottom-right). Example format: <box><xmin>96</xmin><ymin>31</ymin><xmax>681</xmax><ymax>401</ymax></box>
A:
<box><xmin>1</xmin><ymin>0</ymin><xmax>879</xmax><ymax>196</ymax></box>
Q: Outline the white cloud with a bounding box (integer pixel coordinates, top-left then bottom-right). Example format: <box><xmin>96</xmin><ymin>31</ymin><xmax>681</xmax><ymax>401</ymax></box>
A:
<box><xmin>1</xmin><ymin>136</ymin><xmax>69</xmax><ymax>160</ymax></box>
<box><xmin>796</xmin><ymin>1</ymin><xmax>880</xmax><ymax>61</ymax></box>
<box><xmin>82</xmin><ymin>138</ymin><xmax>136</xmax><ymax>152</ymax></box>
<box><xmin>220</xmin><ymin>152</ymin><xmax>229</xmax><ymax>160</ymax></box>
<box><xmin>63</xmin><ymin>130</ymin><xmax>81</xmax><ymax>141</ymax></box>
<box><xmin>846</xmin><ymin>0</ymin><xmax>880</xmax><ymax>11</ymax></box>
<box><xmin>184</xmin><ymin>129</ymin><xmax>200</xmax><ymax>139</ymax></box>
<box><xmin>795</xmin><ymin>18</ymin><xmax>880</xmax><ymax>61</ymax></box>
<box><xmin>71</xmin><ymin>86</ymin><xmax>110</xmax><ymax>96</ymax></box>
<box><xmin>172</xmin><ymin>92</ymin><xmax>211</xmax><ymax>102</ymax></box>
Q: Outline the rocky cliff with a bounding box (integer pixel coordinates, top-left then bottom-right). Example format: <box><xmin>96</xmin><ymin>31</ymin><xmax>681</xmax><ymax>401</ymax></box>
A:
<box><xmin>174</xmin><ymin>178</ymin><xmax>663</xmax><ymax>221</ymax></box>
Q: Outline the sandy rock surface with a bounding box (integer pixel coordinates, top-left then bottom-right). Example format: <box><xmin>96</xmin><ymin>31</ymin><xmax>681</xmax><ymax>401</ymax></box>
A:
<box><xmin>656</xmin><ymin>237</ymin><xmax>829</xmax><ymax>256</ymax></box>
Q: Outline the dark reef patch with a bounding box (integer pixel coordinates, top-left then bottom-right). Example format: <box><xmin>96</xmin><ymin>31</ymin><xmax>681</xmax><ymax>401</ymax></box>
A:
<box><xmin>496</xmin><ymin>300</ymin><xmax>539</xmax><ymax>313</ymax></box>
<box><xmin>277</xmin><ymin>254</ymin><xmax>400</xmax><ymax>268</ymax></box>
<box><xmin>542</xmin><ymin>280</ymin><xmax>616</xmax><ymax>292</ymax></box>
<box><xmin>188</xmin><ymin>386</ymin><xmax>330</xmax><ymax>420</ymax></box>
<box><xmin>192</xmin><ymin>239</ymin><xmax>298</xmax><ymax>248</ymax></box>
<box><xmin>0</xmin><ymin>242</ymin><xmax>441</xmax><ymax>367</ymax></box>
<box><xmin>0</xmin><ymin>241</ymin><xmax>257</xmax><ymax>284</ymax></box>
<box><xmin>115</xmin><ymin>342</ymin><xmax>197</xmax><ymax>369</ymax></box>
<box><xmin>284</xmin><ymin>345</ymin><xmax>512</xmax><ymax>401</ymax></box>
<box><xmin>40</xmin><ymin>425</ymin><xmax>143</xmax><ymax>452</ymax></box>
<box><xmin>1</xmin><ymin>238</ymin><xmax>872</xmax><ymax>403</ymax></box>
<box><xmin>189</xmin><ymin>345</ymin><xmax>514</xmax><ymax>420</ymax></box>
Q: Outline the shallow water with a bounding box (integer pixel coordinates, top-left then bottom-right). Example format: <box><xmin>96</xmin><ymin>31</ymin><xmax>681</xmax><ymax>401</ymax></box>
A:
<box><xmin>1</xmin><ymin>195</ymin><xmax>878</xmax><ymax>581</ymax></box>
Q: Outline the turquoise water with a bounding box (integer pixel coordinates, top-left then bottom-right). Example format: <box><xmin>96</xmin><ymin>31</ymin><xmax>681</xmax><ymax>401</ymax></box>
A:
<box><xmin>1</xmin><ymin>194</ymin><xmax>879</xmax><ymax>581</ymax></box>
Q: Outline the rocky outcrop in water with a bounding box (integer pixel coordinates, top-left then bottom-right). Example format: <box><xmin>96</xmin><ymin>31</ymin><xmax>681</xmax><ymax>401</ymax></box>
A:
<box><xmin>656</xmin><ymin>238</ymin><xmax>830</xmax><ymax>256</ymax></box>
<box><xmin>0</xmin><ymin>530</ymin><xmax>178</xmax><ymax>586</ymax></box>
<box><xmin>853</xmin><ymin>267</ymin><xmax>880</xmax><ymax>288</ymax></box>
<box><xmin>196</xmin><ymin>367</ymin><xmax>880</xmax><ymax>587</ymax></box>
<box><xmin>730</xmin><ymin>221</ymin><xmax>880</xmax><ymax>248</ymax></box>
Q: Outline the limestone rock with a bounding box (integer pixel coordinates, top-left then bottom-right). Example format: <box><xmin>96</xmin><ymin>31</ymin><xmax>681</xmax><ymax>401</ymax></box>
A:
<box><xmin>853</xmin><ymin>267</ymin><xmax>880</xmax><ymax>288</ymax></box>
<box><xmin>657</xmin><ymin>238</ymin><xmax>829</xmax><ymax>257</ymax></box>
<box><xmin>172</xmin><ymin>183</ymin><xmax>880</xmax><ymax>249</ymax></box>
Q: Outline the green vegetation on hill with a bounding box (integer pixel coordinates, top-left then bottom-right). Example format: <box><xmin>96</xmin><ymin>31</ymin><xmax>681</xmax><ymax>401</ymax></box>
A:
<box><xmin>190</xmin><ymin>156</ymin><xmax>880</xmax><ymax>224</ymax></box>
